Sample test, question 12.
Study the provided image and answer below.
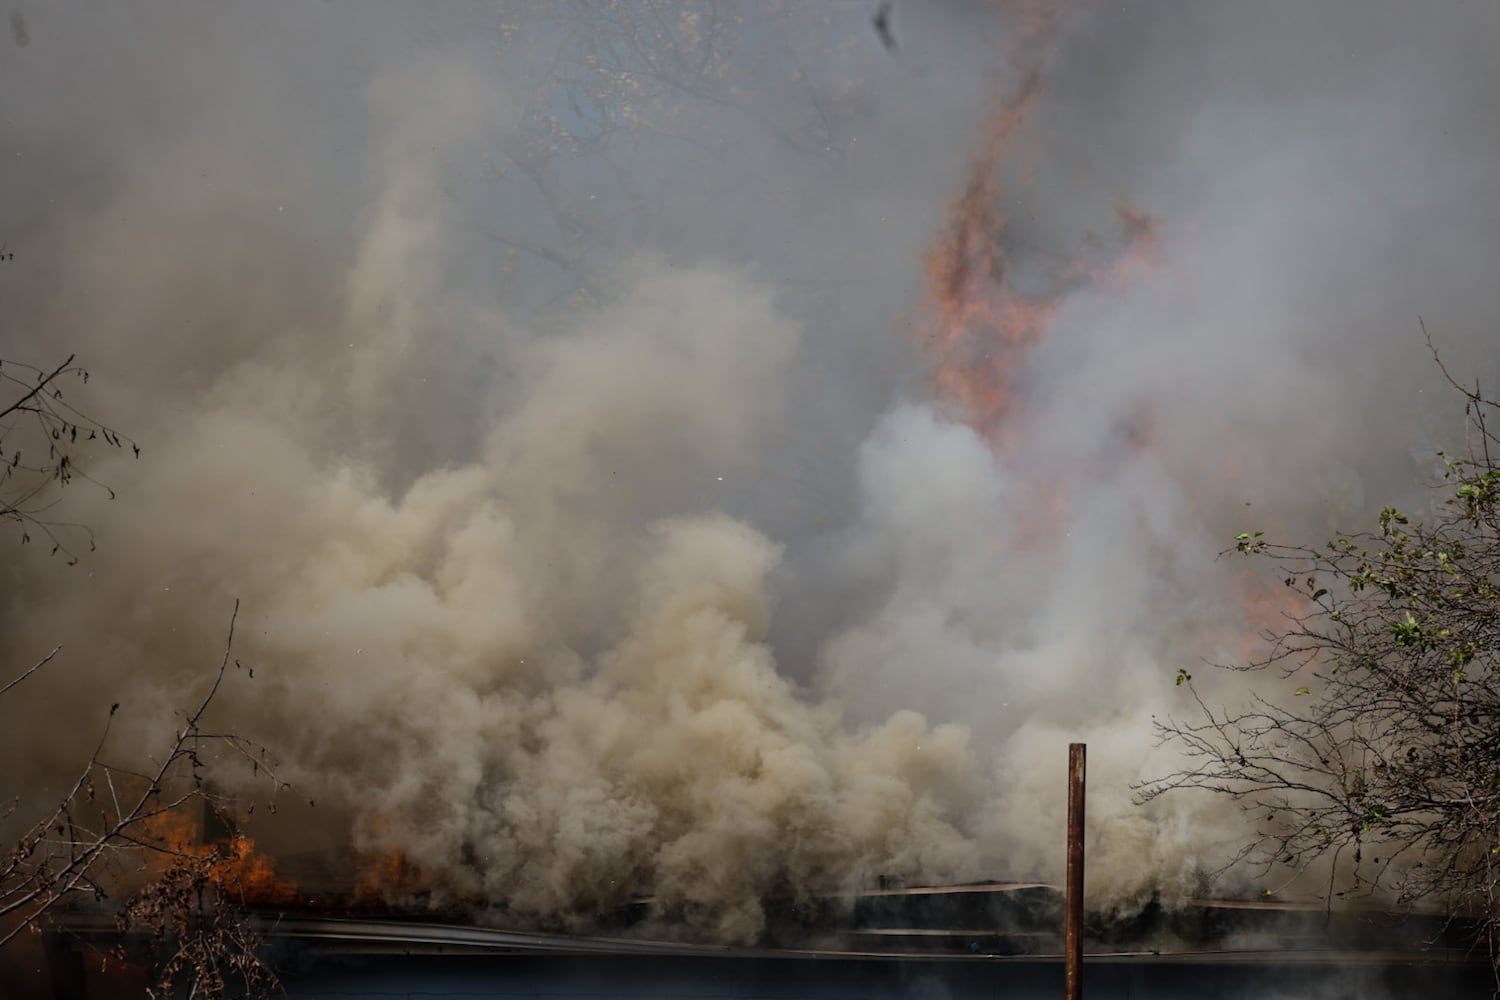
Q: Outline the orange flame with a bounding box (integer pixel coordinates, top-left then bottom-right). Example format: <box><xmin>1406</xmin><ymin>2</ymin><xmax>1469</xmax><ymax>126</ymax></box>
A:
<box><xmin>137</xmin><ymin>804</ymin><xmax>299</xmax><ymax>906</ymax></box>
<box><xmin>213</xmin><ymin>832</ymin><xmax>300</xmax><ymax>906</ymax></box>
<box><xmin>1220</xmin><ymin>569</ymin><xmax>1307</xmax><ymax>665</ymax></box>
<box><xmin>137</xmin><ymin>804</ymin><xmax>201</xmax><ymax>854</ymax></box>
<box><xmin>915</xmin><ymin>8</ymin><xmax>1162</xmax><ymax>564</ymax></box>
<box><xmin>914</xmin><ymin>3</ymin><xmax>1283</xmax><ymax>674</ymax></box>
<box><xmin>915</xmin><ymin>1</ymin><xmax>1099</xmax><ymax>441</ymax></box>
<box><xmin>355</xmin><ymin>849</ymin><xmax>433</xmax><ymax>904</ymax></box>
<box><xmin>920</xmin><ymin>73</ymin><xmax>1051</xmax><ymax>439</ymax></box>
<box><xmin>918</xmin><ymin>60</ymin><xmax>1161</xmax><ymax>446</ymax></box>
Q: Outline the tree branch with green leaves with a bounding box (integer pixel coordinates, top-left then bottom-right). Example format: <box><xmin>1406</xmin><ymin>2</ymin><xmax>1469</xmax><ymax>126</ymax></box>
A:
<box><xmin>1141</xmin><ymin>346</ymin><xmax>1500</xmax><ymax>979</ymax></box>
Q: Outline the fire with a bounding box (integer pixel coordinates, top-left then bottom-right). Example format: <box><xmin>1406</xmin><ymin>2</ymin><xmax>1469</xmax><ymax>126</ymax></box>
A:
<box><xmin>915</xmin><ymin>14</ymin><xmax>1162</xmax><ymax>563</ymax></box>
<box><xmin>920</xmin><ymin>73</ymin><xmax>1050</xmax><ymax>439</ymax></box>
<box><xmin>1226</xmin><ymin>560</ymin><xmax>1315</xmax><ymax>663</ymax></box>
<box><xmin>915</xmin><ymin>1</ymin><xmax>1131</xmax><ymax>441</ymax></box>
<box><xmin>1238</xmin><ymin>571</ymin><xmax>1293</xmax><ymax>638</ymax></box>
<box><xmin>918</xmin><ymin>79</ymin><xmax>1160</xmax><ymax>445</ymax></box>
<box><xmin>914</xmin><ymin>3</ymin><xmax>1281</xmax><ymax>667</ymax></box>
<box><xmin>137</xmin><ymin>803</ymin><xmax>299</xmax><ymax>907</ymax></box>
<box><xmin>212</xmin><ymin>832</ymin><xmax>300</xmax><ymax>906</ymax></box>
<box><xmin>137</xmin><ymin>803</ymin><xmax>201</xmax><ymax>854</ymax></box>
<box><xmin>354</xmin><ymin>849</ymin><xmax>433</xmax><ymax>903</ymax></box>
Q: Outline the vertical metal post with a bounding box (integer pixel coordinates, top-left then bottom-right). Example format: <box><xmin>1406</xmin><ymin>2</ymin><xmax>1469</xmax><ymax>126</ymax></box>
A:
<box><xmin>1065</xmin><ymin>742</ymin><xmax>1086</xmax><ymax>1000</ymax></box>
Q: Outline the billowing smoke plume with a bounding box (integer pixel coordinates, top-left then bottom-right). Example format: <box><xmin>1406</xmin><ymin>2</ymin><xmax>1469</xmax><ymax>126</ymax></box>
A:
<box><xmin>2</xmin><ymin>0</ymin><xmax>1498</xmax><ymax>939</ymax></box>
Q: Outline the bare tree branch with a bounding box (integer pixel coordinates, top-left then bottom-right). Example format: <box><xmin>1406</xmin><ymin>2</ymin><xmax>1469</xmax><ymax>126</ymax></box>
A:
<box><xmin>0</xmin><ymin>644</ymin><xmax>60</xmax><ymax>699</ymax></box>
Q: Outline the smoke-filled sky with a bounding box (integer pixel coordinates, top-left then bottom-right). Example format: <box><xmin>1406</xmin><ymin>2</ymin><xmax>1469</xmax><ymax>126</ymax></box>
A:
<box><xmin>2</xmin><ymin>0</ymin><xmax>1498</xmax><ymax>940</ymax></box>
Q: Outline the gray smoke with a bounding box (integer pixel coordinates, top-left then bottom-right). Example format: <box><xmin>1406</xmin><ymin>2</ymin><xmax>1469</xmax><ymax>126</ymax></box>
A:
<box><xmin>2</xmin><ymin>0</ymin><xmax>1498</xmax><ymax>938</ymax></box>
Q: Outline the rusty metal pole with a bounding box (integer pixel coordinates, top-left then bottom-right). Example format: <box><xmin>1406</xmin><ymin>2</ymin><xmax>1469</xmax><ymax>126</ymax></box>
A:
<box><xmin>1064</xmin><ymin>742</ymin><xmax>1086</xmax><ymax>1000</ymax></box>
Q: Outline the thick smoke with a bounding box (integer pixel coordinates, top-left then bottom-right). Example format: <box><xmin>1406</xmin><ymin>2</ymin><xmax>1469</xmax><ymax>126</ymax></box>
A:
<box><xmin>2</xmin><ymin>0</ymin><xmax>1498</xmax><ymax>939</ymax></box>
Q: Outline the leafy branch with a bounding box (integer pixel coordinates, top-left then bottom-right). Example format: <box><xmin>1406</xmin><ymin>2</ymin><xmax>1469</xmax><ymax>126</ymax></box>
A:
<box><xmin>1142</xmin><ymin>343</ymin><xmax>1500</xmax><ymax>979</ymax></box>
